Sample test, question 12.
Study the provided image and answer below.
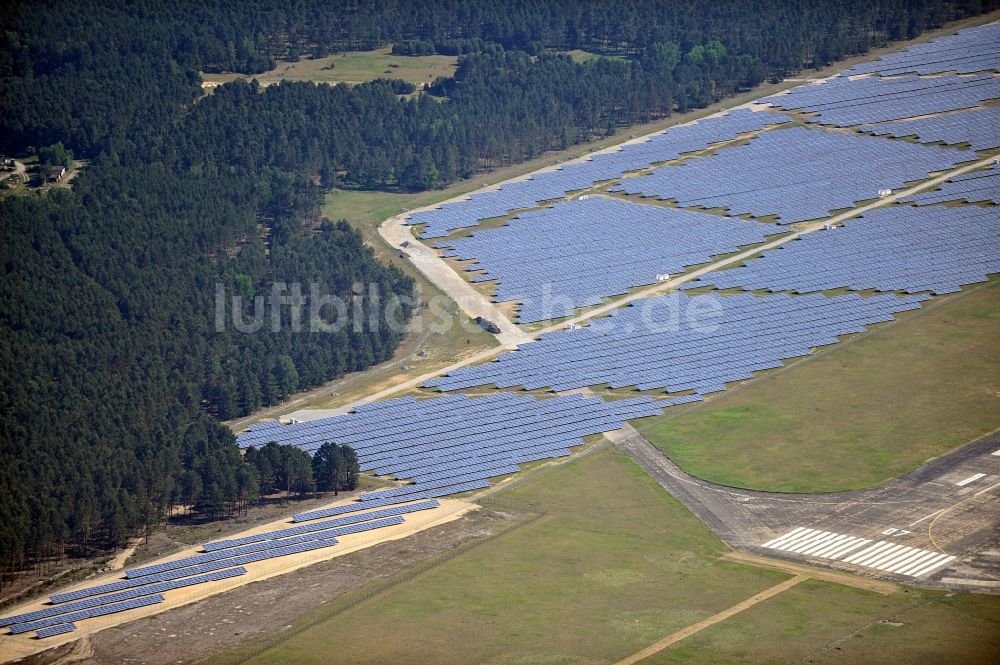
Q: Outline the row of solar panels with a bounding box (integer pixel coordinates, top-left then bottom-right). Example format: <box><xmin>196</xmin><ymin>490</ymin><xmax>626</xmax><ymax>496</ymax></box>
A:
<box><xmin>687</xmin><ymin>205</ymin><xmax>999</xmax><ymax>295</ymax></box>
<box><xmin>435</xmin><ymin>197</ymin><xmax>775</xmax><ymax>323</ymax></box>
<box><xmin>765</xmin><ymin>73</ymin><xmax>1000</xmax><ymax>126</ymax></box>
<box><xmin>848</xmin><ymin>22</ymin><xmax>1000</xmax><ymax>76</ymax></box>
<box><xmin>404</xmin><ymin>108</ymin><xmax>789</xmax><ymax>238</ymax></box>
<box><xmin>2</xmin><ymin>568</ymin><xmax>247</xmax><ymax>636</ymax></box>
<box><xmin>865</xmin><ymin>105</ymin><xmax>1000</xmax><ymax>151</ymax></box>
<box><xmin>426</xmin><ymin>292</ymin><xmax>927</xmax><ymax>395</ymax></box>
<box><xmin>612</xmin><ymin>126</ymin><xmax>965</xmax><ymax>224</ymax></box>
<box><xmin>50</xmin><ymin>534</ymin><xmax>347</xmax><ymax>605</ymax></box>
<box><xmin>203</xmin><ymin>500</ymin><xmax>440</xmax><ymax>551</ymax></box>
<box><xmin>11</xmin><ymin>507</ymin><xmax>423</xmax><ymax>638</ymax></box>
<box><xmin>905</xmin><ymin>164</ymin><xmax>1000</xmax><ymax>205</ymax></box>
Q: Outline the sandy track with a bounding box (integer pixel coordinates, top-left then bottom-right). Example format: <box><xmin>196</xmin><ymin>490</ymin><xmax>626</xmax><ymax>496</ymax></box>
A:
<box><xmin>612</xmin><ymin>575</ymin><xmax>810</xmax><ymax>664</ymax></box>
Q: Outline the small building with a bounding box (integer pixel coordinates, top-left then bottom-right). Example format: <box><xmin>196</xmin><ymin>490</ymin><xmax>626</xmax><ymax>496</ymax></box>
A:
<box><xmin>49</xmin><ymin>165</ymin><xmax>66</xmax><ymax>182</ymax></box>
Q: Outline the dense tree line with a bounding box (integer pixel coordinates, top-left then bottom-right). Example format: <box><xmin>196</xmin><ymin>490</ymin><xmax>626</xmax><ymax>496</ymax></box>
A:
<box><xmin>1</xmin><ymin>0</ymin><xmax>996</xmax><ymax>583</ymax></box>
<box><xmin>3</xmin><ymin>0</ymin><xmax>995</xmax><ymax>159</ymax></box>
<box><xmin>242</xmin><ymin>442</ymin><xmax>360</xmax><ymax>501</ymax></box>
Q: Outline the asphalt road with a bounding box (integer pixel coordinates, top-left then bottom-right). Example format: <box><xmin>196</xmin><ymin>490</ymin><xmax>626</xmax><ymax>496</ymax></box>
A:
<box><xmin>609</xmin><ymin>424</ymin><xmax>1000</xmax><ymax>591</ymax></box>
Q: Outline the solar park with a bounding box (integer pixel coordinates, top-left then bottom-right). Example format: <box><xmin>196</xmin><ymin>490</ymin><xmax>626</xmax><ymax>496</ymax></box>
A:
<box><xmin>403</xmin><ymin>108</ymin><xmax>790</xmax><ymax>238</ymax></box>
<box><xmin>865</xmin><ymin>104</ymin><xmax>1000</xmax><ymax>151</ymax></box>
<box><xmin>3</xmin><ymin>19</ymin><xmax>999</xmax><ymax>659</ymax></box>
<box><xmin>426</xmin><ymin>292</ymin><xmax>929</xmax><ymax>395</ymax></box>
<box><xmin>904</xmin><ymin>162</ymin><xmax>1000</xmax><ymax>205</ymax></box>
<box><xmin>761</xmin><ymin>73</ymin><xmax>1000</xmax><ymax>126</ymax></box>
<box><xmin>436</xmin><ymin>196</ymin><xmax>777</xmax><ymax>322</ymax></box>
<box><xmin>846</xmin><ymin>22</ymin><xmax>1000</xmax><ymax>76</ymax></box>
<box><xmin>610</xmin><ymin>126</ymin><xmax>967</xmax><ymax>223</ymax></box>
<box><xmin>685</xmin><ymin>205</ymin><xmax>1000</xmax><ymax>295</ymax></box>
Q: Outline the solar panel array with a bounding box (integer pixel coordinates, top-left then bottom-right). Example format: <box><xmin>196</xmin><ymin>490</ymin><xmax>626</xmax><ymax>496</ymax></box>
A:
<box><xmin>762</xmin><ymin>73</ymin><xmax>1000</xmax><ymax>126</ymax></box>
<box><xmin>847</xmin><ymin>22</ymin><xmax>1000</xmax><ymax>76</ymax></box>
<box><xmin>684</xmin><ymin>206</ymin><xmax>1000</xmax><ymax>295</ymax></box>
<box><xmin>612</xmin><ymin>126</ymin><xmax>963</xmax><ymax>223</ymax></box>
<box><xmin>902</xmin><ymin>163</ymin><xmax>1000</xmax><ymax>205</ymax></box>
<box><xmin>50</xmin><ymin>537</ymin><xmax>343</xmax><ymax>604</ymax></box>
<box><xmin>425</xmin><ymin>292</ymin><xmax>928</xmax><ymax>395</ymax></box>
<box><xmin>202</xmin><ymin>500</ymin><xmax>439</xmax><ymax>551</ymax></box>
<box><xmin>865</xmin><ymin>105</ymin><xmax>1000</xmax><ymax>151</ymax></box>
<box><xmin>405</xmin><ymin>109</ymin><xmax>790</xmax><ymax>238</ymax></box>
<box><xmin>8</xmin><ymin>595</ymin><xmax>165</xmax><ymax>635</ymax></box>
<box><xmin>434</xmin><ymin>197</ymin><xmax>776</xmax><ymax>322</ymax></box>
<box><xmin>236</xmin><ymin>393</ymin><xmax>664</xmax><ymax>497</ymax></box>
<box><xmin>291</xmin><ymin>482</ymin><xmax>490</xmax><ymax>522</ymax></box>
<box><xmin>34</xmin><ymin>623</ymin><xmax>76</xmax><ymax>639</ymax></box>
<box><xmin>1</xmin><ymin>569</ymin><xmax>246</xmax><ymax>630</ymax></box>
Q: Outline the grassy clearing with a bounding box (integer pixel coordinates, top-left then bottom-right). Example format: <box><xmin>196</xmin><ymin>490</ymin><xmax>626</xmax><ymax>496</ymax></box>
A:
<box><xmin>202</xmin><ymin>46</ymin><xmax>457</xmax><ymax>88</ymax></box>
<box><xmin>214</xmin><ymin>448</ymin><xmax>790</xmax><ymax>664</ymax></box>
<box><xmin>207</xmin><ymin>448</ymin><xmax>999</xmax><ymax>665</ymax></box>
<box><xmin>639</xmin><ymin>279</ymin><xmax>1000</xmax><ymax>492</ymax></box>
<box><xmin>650</xmin><ymin>579</ymin><xmax>1000</xmax><ymax>665</ymax></box>
<box><xmin>557</xmin><ymin>49</ymin><xmax>630</xmax><ymax>64</ymax></box>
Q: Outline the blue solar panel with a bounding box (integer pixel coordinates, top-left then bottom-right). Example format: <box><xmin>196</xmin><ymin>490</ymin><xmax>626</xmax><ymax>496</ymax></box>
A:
<box><xmin>405</xmin><ymin>109</ymin><xmax>790</xmax><ymax>238</ymax></box>
<box><xmin>49</xmin><ymin>538</ymin><xmax>340</xmax><ymax>604</ymax></box>
<box><xmin>236</xmin><ymin>393</ymin><xmax>664</xmax><ymax>504</ymax></box>
<box><xmin>9</xmin><ymin>595</ymin><xmax>165</xmax><ymax>635</ymax></box>
<box><xmin>1</xmin><ymin>568</ymin><xmax>246</xmax><ymax>629</ymax></box>
<box><xmin>902</xmin><ymin>163</ymin><xmax>1000</xmax><ymax>205</ymax></box>
<box><xmin>425</xmin><ymin>292</ymin><xmax>928</xmax><ymax>395</ymax></box>
<box><xmin>865</xmin><ymin>105</ymin><xmax>1000</xmax><ymax>151</ymax></box>
<box><xmin>687</xmin><ymin>205</ymin><xmax>1000</xmax><ymax>295</ymax></box>
<box><xmin>435</xmin><ymin>197</ymin><xmax>776</xmax><ymax>323</ymax></box>
<box><xmin>203</xmin><ymin>500</ymin><xmax>440</xmax><ymax>551</ymax></box>
<box><xmin>612</xmin><ymin>126</ymin><xmax>964</xmax><ymax>224</ymax></box>
<box><xmin>126</xmin><ymin>518</ymin><xmax>402</xmax><ymax>578</ymax></box>
<box><xmin>847</xmin><ymin>23</ymin><xmax>1000</xmax><ymax>76</ymax></box>
<box><xmin>763</xmin><ymin>73</ymin><xmax>1000</xmax><ymax>126</ymax></box>
<box><xmin>34</xmin><ymin>622</ymin><xmax>76</xmax><ymax>639</ymax></box>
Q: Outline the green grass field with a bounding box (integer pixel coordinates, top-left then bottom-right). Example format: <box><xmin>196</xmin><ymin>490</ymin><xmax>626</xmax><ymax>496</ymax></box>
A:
<box><xmin>210</xmin><ymin>448</ymin><xmax>789</xmax><ymax>664</ymax></box>
<box><xmin>207</xmin><ymin>447</ymin><xmax>999</xmax><ymax>665</ymax></box>
<box><xmin>557</xmin><ymin>49</ymin><xmax>630</xmax><ymax>64</ymax></box>
<box><xmin>202</xmin><ymin>46</ymin><xmax>457</xmax><ymax>88</ymax></box>
<box><xmin>639</xmin><ymin>279</ymin><xmax>1000</xmax><ymax>492</ymax></box>
<box><xmin>651</xmin><ymin>580</ymin><xmax>1000</xmax><ymax>664</ymax></box>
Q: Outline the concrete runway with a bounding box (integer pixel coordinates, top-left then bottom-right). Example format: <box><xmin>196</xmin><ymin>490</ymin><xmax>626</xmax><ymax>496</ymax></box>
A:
<box><xmin>609</xmin><ymin>425</ymin><xmax>1000</xmax><ymax>591</ymax></box>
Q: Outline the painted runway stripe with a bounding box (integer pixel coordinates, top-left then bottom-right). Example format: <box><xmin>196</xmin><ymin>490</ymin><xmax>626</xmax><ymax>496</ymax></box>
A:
<box><xmin>907</xmin><ymin>508</ymin><xmax>944</xmax><ymax>527</ymax></box>
<box><xmin>761</xmin><ymin>527</ymin><xmax>809</xmax><ymax>549</ymax></box>
<box><xmin>885</xmin><ymin>550</ymin><xmax>940</xmax><ymax>574</ymax></box>
<box><xmin>759</xmin><ymin>529</ymin><xmax>951</xmax><ymax>578</ymax></box>
<box><xmin>878</xmin><ymin>548</ymin><xmax>929</xmax><ymax>572</ymax></box>
<box><xmin>763</xmin><ymin>530</ymin><xmax>814</xmax><ymax>550</ymax></box>
<box><xmin>842</xmin><ymin>542</ymin><xmax>899</xmax><ymax>565</ymax></box>
<box><xmin>863</xmin><ymin>546</ymin><xmax>914</xmax><ymax>569</ymax></box>
<box><xmin>820</xmin><ymin>537</ymin><xmax>870</xmax><ymax>559</ymax></box>
<box><xmin>906</xmin><ymin>553</ymin><xmax>956</xmax><ymax>578</ymax></box>
<box><xmin>955</xmin><ymin>473</ymin><xmax>986</xmax><ymax>487</ymax></box>
<box><xmin>991</xmin><ymin>449</ymin><xmax>1000</xmax><ymax>456</ymax></box>
<box><xmin>786</xmin><ymin>531</ymin><xmax>841</xmax><ymax>554</ymax></box>
<box><xmin>855</xmin><ymin>544</ymin><xmax>910</xmax><ymax>568</ymax></box>
<box><xmin>807</xmin><ymin>534</ymin><xmax>854</xmax><ymax>557</ymax></box>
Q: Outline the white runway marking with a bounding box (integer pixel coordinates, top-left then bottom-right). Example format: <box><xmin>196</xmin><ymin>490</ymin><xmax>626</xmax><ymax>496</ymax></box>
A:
<box><xmin>991</xmin><ymin>449</ymin><xmax>1000</xmax><ymax>456</ymax></box>
<box><xmin>760</xmin><ymin>528</ymin><xmax>955</xmax><ymax>578</ymax></box>
<box><xmin>974</xmin><ymin>481</ymin><xmax>1000</xmax><ymax>497</ymax></box>
<box><xmin>907</xmin><ymin>509</ymin><xmax>944</xmax><ymax>527</ymax></box>
<box><xmin>955</xmin><ymin>473</ymin><xmax>986</xmax><ymax>487</ymax></box>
